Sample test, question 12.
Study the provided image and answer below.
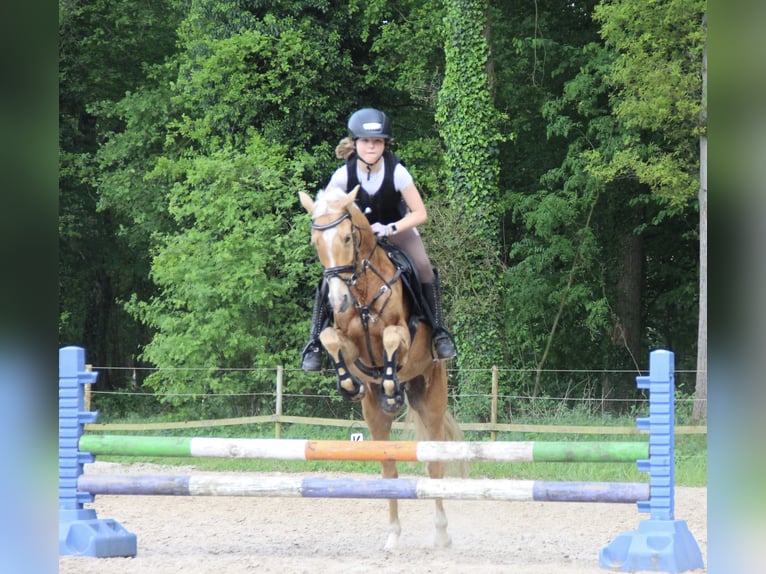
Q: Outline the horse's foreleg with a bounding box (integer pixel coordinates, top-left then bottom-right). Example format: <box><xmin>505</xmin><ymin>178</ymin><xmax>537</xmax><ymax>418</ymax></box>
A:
<box><xmin>383</xmin><ymin>460</ymin><xmax>401</xmax><ymax>550</ymax></box>
<box><xmin>362</xmin><ymin>397</ymin><xmax>400</xmax><ymax>550</ymax></box>
<box><xmin>319</xmin><ymin>328</ymin><xmax>366</xmax><ymax>401</ymax></box>
<box><xmin>428</xmin><ymin>460</ymin><xmax>451</xmax><ymax>548</ymax></box>
<box><xmin>408</xmin><ymin>364</ymin><xmax>453</xmax><ymax>548</ymax></box>
<box><xmin>379</xmin><ymin>325</ymin><xmax>410</xmax><ymax>413</ymax></box>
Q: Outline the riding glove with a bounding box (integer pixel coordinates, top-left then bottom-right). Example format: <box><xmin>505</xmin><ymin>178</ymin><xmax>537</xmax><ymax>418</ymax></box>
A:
<box><xmin>371</xmin><ymin>222</ymin><xmax>394</xmax><ymax>237</ymax></box>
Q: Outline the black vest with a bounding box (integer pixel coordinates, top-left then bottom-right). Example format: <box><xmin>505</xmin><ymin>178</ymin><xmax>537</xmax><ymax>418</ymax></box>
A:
<box><xmin>345</xmin><ymin>151</ymin><xmax>408</xmax><ymax>225</ymax></box>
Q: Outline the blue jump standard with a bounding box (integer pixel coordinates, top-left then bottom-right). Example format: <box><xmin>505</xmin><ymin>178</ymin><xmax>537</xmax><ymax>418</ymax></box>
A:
<box><xmin>599</xmin><ymin>350</ymin><xmax>704</xmax><ymax>573</ymax></box>
<box><xmin>59</xmin><ymin>346</ymin><xmax>136</xmax><ymax>557</ymax></box>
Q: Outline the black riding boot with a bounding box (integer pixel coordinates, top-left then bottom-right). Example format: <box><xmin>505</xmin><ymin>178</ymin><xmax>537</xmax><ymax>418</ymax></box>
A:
<box><xmin>421</xmin><ymin>270</ymin><xmax>457</xmax><ymax>360</ymax></box>
<box><xmin>301</xmin><ymin>281</ymin><xmax>330</xmax><ymax>371</ymax></box>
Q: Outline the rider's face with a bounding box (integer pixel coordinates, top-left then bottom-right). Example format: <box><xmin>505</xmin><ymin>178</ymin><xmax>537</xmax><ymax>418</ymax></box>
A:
<box><xmin>355</xmin><ymin>138</ymin><xmax>386</xmax><ymax>165</ymax></box>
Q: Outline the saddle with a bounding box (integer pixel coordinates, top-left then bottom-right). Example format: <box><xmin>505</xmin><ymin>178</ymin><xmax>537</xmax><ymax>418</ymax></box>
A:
<box><xmin>377</xmin><ymin>239</ymin><xmax>426</xmax><ymax>333</ymax></box>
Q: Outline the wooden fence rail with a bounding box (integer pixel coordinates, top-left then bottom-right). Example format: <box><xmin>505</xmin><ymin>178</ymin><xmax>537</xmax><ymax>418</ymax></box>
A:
<box><xmin>83</xmin><ymin>364</ymin><xmax>707</xmax><ymax>436</ymax></box>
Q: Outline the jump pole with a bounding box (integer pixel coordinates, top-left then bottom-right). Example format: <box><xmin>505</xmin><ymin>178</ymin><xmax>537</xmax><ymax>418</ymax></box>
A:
<box><xmin>78</xmin><ymin>435</ymin><xmax>649</xmax><ymax>463</ymax></box>
<box><xmin>77</xmin><ymin>474</ymin><xmax>650</xmax><ymax>503</ymax></box>
<box><xmin>599</xmin><ymin>349</ymin><xmax>704</xmax><ymax>572</ymax></box>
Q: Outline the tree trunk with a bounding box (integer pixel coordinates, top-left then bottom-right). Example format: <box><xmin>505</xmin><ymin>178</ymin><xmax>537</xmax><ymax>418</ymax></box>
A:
<box><xmin>605</xmin><ymin>222</ymin><xmax>643</xmax><ymax>411</ymax></box>
<box><xmin>693</xmin><ymin>15</ymin><xmax>708</xmax><ymax>422</ymax></box>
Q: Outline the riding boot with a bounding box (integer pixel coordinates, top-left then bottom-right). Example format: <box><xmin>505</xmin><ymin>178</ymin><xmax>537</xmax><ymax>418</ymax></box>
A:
<box><xmin>421</xmin><ymin>270</ymin><xmax>457</xmax><ymax>360</ymax></box>
<box><xmin>301</xmin><ymin>281</ymin><xmax>330</xmax><ymax>371</ymax></box>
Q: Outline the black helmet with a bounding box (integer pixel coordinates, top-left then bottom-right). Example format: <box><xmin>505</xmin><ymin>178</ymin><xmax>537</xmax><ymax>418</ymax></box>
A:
<box><xmin>347</xmin><ymin>108</ymin><xmax>392</xmax><ymax>139</ymax></box>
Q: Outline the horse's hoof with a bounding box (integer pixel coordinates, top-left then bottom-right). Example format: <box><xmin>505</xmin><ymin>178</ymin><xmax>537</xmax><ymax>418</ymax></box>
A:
<box><xmin>380</xmin><ymin>390</ymin><xmax>404</xmax><ymax>413</ymax></box>
<box><xmin>433</xmin><ymin>533</ymin><xmax>452</xmax><ymax>548</ymax></box>
<box><xmin>337</xmin><ymin>377</ymin><xmax>366</xmax><ymax>402</ymax></box>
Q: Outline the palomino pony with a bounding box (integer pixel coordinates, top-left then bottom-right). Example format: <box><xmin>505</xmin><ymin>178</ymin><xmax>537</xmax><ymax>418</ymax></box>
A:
<box><xmin>298</xmin><ymin>186</ymin><xmax>463</xmax><ymax>550</ymax></box>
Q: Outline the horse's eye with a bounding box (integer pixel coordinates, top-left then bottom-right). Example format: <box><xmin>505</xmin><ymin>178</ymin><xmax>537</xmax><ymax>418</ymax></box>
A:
<box><xmin>343</xmin><ymin>234</ymin><xmax>352</xmax><ymax>244</ymax></box>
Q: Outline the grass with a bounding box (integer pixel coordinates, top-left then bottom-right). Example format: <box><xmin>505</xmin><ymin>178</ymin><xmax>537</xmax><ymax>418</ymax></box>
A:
<box><xmin>87</xmin><ymin>422</ymin><xmax>707</xmax><ymax>487</ymax></box>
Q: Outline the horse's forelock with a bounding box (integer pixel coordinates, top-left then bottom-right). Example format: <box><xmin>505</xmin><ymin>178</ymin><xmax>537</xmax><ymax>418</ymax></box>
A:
<box><xmin>313</xmin><ymin>186</ymin><xmax>349</xmax><ymax>218</ymax></box>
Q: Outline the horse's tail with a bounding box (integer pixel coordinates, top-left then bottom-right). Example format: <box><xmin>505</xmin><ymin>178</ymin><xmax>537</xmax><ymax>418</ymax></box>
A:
<box><xmin>442</xmin><ymin>409</ymin><xmax>464</xmax><ymax>443</ymax></box>
<box><xmin>405</xmin><ymin>394</ymin><xmax>464</xmax><ymax>444</ymax></box>
<box><xmin>440</xmin><ymin>410</ymin><xmax>467</xmax><ymax>478</ymax></box>
<box><xmin>406</xmin><ymin>385</ymin><xmax>467</xmax><ymax>478</ymax></box>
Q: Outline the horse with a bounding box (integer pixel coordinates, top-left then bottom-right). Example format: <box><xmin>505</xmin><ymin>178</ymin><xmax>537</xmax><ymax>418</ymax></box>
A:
<box><xmin>298</xmin><ymin>185</ymin><xmax>463</xmax><ymax>550</ymax></box>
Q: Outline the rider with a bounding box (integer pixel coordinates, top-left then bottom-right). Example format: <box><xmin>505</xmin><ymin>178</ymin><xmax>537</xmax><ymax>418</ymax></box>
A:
<box><xmin>301</xmin><ymin>107</ymin><xmax>457</xmax><ymax>371</ymax></box>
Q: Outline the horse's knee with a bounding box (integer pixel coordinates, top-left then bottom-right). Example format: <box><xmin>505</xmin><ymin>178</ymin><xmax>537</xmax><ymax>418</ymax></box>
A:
<box><xmin>382</xmin><ymin>326</ymin><xmax>409</xmax><ymax>360</ymax></box>
<box><xmin>319</xmin><ymin>327</ymin><xmax>340</xmax><ymax>355</ymax></box>
<box><xmin>332</xmin><ymin>350</ymin><xmax>365</xmax><ymax>402</ymax></box>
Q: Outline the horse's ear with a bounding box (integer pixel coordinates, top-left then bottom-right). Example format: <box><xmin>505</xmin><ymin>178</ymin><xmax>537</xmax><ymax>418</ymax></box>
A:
<box><xmin>298</xmin><ymin>191</ymin><xmax>314</xmax><ymax>214</ymax></box>
<box><xmin>347</xmin><ymin>185</ymin><xmax>360</xmax><ymax>203</ymax></box>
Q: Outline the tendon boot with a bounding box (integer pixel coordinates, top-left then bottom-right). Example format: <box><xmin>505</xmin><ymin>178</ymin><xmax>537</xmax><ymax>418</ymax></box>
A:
<box><xmin>301</xmin><ymin>281</ymin><xmax>330</xmax><ymax>371</ymax></box>
<box><xmin>421</xmin><ymin>270</ymin><xmax>457</xmax><ymax>360</ymax></box>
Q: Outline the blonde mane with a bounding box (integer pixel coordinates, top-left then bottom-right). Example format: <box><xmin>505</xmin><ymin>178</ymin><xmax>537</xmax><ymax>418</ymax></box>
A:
<box><xmin>312</xmin><ymin>186</ymin><xmax>349</xmax><ymax>218</ymax></box>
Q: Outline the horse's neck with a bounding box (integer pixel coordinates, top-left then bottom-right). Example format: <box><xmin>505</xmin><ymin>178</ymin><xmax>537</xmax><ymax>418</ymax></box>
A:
<box><xmin>354</xmin><ymin>242</ymin><xmax>396</xmax><ymax>301</ymax></box>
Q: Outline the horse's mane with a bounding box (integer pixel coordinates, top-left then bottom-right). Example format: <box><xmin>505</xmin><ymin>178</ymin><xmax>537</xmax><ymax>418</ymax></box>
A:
<box><xmin>313</xmin><ymin>186</ymin><xmax>350</xmax><ymax>218</ymax></box>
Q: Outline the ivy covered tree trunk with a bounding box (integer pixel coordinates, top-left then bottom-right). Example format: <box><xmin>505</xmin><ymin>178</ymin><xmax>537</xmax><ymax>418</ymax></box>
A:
<box><xmin>436</xmin><ymin>0</ymin><xmax>505</xmax><ymax>419</ymax></box>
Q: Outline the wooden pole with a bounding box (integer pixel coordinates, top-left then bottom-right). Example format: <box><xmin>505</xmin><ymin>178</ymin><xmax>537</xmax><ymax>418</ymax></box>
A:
<box><xmin>84</xmin><ymin>364</ymin><xmax>93</xmax><ymax>412</ymax></box>
<box><xmin>491</xmin><ymin>365</ymin><xmax>498</xmax><ymax>441</ymax></box>
<box><xmin>275</xmin><ymin>366</ymin><xmax>284</xmax><ymax>438</ymax></box>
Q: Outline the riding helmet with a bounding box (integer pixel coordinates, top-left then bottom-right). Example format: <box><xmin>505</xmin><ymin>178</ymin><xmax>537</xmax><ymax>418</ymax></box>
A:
<box><xmin>347</xmin><ymin>108</ymin><xmax>392</xmax><ymax>140</ymax></box>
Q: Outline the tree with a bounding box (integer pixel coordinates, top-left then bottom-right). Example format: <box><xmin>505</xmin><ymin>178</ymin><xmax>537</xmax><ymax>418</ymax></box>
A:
<box><xmin>694</xmin><ymin>15</ymin><xmax>707</xmax><ymax>421</ymax></box>
<box><xmin>59</xmin><ymin>0</ymin><xmax>184</xmax><ymax>387</ymax></box>
<box><xmin>90</xmin><ymin>1</ymin><xmax>380</xmax><ymax>409</ymax></box>
<box><xmin>593</xmin><ymin>0</ymin><xmax>707</xmax><ymax>414</ymax></box>
<box><xmin>59</xmin><ymin>0</ymin><xmax>706</xmax><ymax>423</ymax></box>
<box><xmin>501</xmin><ymin>1</ymin><xmax>701</xmax><ymax>407</ymax></box>
<box><xmin>436</xmin><ymin>0</ymin><xmax>505</xmax><ymax>417</ymax></box>
<box><xmin>127</xmin><ymin>137</ymin><xmax>315</xmax><ymax>415</ymax></box>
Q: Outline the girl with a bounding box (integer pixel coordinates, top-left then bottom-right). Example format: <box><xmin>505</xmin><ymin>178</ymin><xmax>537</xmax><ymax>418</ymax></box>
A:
<box><xmin>301</xmin><ymin>108</ymin><xmax>456</xmax><ymax>370</ymax></box>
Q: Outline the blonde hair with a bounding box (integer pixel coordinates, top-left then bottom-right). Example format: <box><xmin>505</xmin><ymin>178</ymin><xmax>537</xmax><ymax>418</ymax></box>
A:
<box><xmin>335</xmin><ymin>136</ymin><xmax>355</xmax><ymax>160</ymax></box>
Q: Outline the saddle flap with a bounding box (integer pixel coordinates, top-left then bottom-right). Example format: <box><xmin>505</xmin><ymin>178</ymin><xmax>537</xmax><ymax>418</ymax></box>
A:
<box><xmin>377</xmin><ymin>239</ymin><xmax>425</xmax><ymax>320</ymax></box>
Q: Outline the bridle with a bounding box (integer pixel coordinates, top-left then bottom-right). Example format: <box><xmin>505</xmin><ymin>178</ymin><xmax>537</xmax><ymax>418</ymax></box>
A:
<box><xmin>311</xmin><ymin>210</ymin><xmax>404</xmax><ymax>369</ymax></box>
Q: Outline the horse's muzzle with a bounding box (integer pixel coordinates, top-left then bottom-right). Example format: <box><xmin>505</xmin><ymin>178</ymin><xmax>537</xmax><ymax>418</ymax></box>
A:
<box><xmin>329</xmin><ymin>286</ymin><xmax>351</xmax><ymax>314</ymax></box>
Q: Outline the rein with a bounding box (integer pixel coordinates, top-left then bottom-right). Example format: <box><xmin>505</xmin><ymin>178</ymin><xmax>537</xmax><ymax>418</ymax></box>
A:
<box><xmin>311</xmin><ymin>210</ymin><xmax>403</xmax><ymax>369</ymax></box>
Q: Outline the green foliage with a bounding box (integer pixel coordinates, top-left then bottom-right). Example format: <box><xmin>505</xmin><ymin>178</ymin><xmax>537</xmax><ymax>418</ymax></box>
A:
<box><xmin>504</xmin><ymin>7</ymin><xmax>702</xmax><ymax>398</ymax></box>
<box><xmin>59</xmin><ymin>0</ymin><xmax>185</xmax><ymax>386</ymax></box>
<box><xmin>85</xmin><ymin>3</ymin><xmax>373</xmax><ymax>402</ymax></box>
<box><xmin>59</xmin><ymin>0</ymin><xmax>704</xmax><ymax>422</ymax></box>
<box><xmin>170</xmin><ymin>14</ymin><xmax>354</xmax><ymax>151</ymax></box>
<box><xmin>592</xmin><ymin>0</ymin><xmax>706</xmax><ymax>204</ymax></box>
<box><xmin>435</xmin><ymin>0</ymin><xmax>507</xmax><ymax>419</ymax></box>
<box><xmin>126</xmin><ymin>134</ymin><xmax>315</xmax><ymax>406</ymax></box>
<box><xmin>351</xmin><ymin>0</ymin><xmax>445</xmax><ymax>108</ymax></box>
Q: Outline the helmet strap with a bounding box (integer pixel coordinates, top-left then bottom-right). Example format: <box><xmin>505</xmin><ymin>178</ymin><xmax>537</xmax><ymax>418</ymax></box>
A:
<box><xmin>356</xmin><ymin>153</ymin><xmax>382</xmax><ymax>181</ymax></box>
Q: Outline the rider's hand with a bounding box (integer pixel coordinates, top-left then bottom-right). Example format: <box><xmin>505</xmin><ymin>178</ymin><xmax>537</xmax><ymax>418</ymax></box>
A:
<box><xmin>371</xmin><ymin>222</ymin><xmax>391</xmax><ymax>237</ymax></box>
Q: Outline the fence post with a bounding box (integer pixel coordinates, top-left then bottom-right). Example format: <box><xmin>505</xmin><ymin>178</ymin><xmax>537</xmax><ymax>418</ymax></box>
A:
<box><xmin>490</xmin><ymin>366</ymin><xmax>498</xmax><ymax>441</ymax></box>
<box><xmin>275</xmin><ymin>365</ymin><xmax>284</xmax><ymax>438</ymax></box>
<box><xmin>59</xmin><ymin>346</ymin><xmax>137</xmax><ymax>557</ymax></box>
<box><xmin>84</xmin><ymin>364</ymin><xmax>93</xmax><ymax>412</ymax></box>
<box><xmin>599</xmin><ymin>349</ymin><xmax>703</xmax><ymax>572</ymax></box>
